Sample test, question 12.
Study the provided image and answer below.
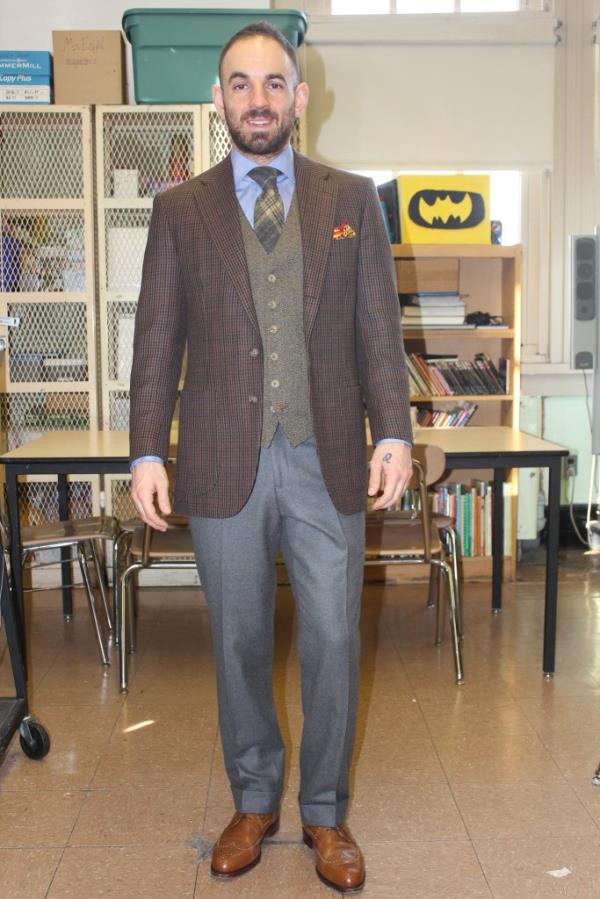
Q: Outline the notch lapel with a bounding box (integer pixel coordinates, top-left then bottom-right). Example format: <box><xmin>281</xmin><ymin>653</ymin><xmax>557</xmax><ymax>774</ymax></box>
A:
<box><xmin>295</xmin><ymin>154</ymin><xmax>338</xmax><ymax>339</ymax></box>
<box><xmin>192</xmin><ymin>157</ymin><xmax>258</xmax><ymax>333</ymax></box>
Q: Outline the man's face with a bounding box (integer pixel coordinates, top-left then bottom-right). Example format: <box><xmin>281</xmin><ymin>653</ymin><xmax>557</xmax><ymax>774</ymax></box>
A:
<box><xmin>212</xmin><ymin>35</ymin><xmax>309</xmax><ymax>162</ymax></box>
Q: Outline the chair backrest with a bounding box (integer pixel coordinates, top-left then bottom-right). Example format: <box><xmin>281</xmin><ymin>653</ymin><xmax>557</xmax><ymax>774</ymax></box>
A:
<box><xmin>410</xmin><ymin>443</ymin><xmax>446</xmax><ymax>488</ymax></box>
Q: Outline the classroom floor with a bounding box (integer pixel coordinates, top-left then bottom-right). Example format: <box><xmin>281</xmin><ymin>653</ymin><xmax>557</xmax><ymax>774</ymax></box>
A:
<box><xmin>2</xmin><ymin>551</ymin><xmax>600</xmax><ymax>898</ymax></box>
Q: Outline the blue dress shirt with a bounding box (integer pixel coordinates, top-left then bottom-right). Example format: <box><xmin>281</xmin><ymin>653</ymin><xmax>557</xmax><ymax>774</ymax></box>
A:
<box><xmin>131</xmin><ymin>146</ymin><xmax>409</xmax><ymax>469</ymax></box>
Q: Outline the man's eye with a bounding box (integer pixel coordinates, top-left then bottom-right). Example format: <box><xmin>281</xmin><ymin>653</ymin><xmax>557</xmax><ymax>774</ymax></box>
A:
<box><xmin>232</xmin><ymin>83</ymin><xmax>247</xmax><ymax>91</ymax></box>
<box><xmin>267</xmin><ymin>81</ymin><xmax>284</xmax><ymax>90</ymax></box>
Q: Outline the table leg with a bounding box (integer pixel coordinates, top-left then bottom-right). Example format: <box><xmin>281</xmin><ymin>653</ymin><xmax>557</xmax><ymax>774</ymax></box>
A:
<box><xmin>543</xmin><ymin>458</ymin><xmax>561</xmax><ymax>676</ymax></box>
<box><xmin>6</xmin><ymin>470</ymin><xmax>25</xmax><ymax>658</ymax></box>
<box><xmin>492</xmin><ymin>467</ymin><xmax>504</xmax><ymax>613</ymax></box>
<box><xmin>57</xmin><ymin>474</ymin><xmax>73</xmax><ymax>619</ymax></box>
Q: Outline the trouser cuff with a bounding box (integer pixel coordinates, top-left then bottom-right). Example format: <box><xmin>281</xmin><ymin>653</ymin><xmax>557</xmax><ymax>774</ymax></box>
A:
<box><xmin>232</xmin><ymin>787</ymin><xmax>281</xmax><ymax>814</ymax></box>
<box><xmin>300</xmin><ymin>798</ymin><xmax>349</xmax><ymax>828</ymax></box>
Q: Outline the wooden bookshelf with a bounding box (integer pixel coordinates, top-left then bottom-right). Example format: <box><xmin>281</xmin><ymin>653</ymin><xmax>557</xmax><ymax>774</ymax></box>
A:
<box><xmin>389</xmin><ymin>243</ymin><xmax>521</xmax><ymax>581</ymax></box>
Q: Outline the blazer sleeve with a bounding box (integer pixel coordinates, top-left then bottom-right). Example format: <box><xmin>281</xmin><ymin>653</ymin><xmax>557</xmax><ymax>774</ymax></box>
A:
<box><xmin>129</xmin><ymin>194</ymin><xmax>187</xmax><ymax>466</ymax></box>
<box><xmin>355</xmin><ymin>179</ymin><xmax>413</xmax><ymax>445</ymax></box>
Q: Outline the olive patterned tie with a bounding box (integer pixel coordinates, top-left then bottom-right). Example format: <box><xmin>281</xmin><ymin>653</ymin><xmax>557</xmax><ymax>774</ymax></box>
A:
<box><xmin>248</xmin><ymin>166</ymin><xmax>284</xmax><ymax>253</ymax></box>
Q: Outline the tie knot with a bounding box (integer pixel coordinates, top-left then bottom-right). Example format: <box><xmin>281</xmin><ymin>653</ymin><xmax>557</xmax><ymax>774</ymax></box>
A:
<box><xmin>248</xmin><ymin>166</ymin><xmax>281</xmax><ymax>191</ymax></box>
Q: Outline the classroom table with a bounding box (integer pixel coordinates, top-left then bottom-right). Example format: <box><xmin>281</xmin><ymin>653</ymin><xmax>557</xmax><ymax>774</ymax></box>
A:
<box><xmin>0</xmin><ymin>426</ymin><xmax>568</xmax><ymax>675</ymax></box>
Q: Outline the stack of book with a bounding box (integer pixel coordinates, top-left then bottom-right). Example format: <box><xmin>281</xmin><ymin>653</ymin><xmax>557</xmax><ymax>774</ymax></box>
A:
<box><xmin>406</xmin><ymin>352</ymin><xmax>509</xmax><ymax>397</ymax></box>
<box><xmin>415</xmin><ymin>401</ymin><xmax>478</xmax><ymax>428</ymax></box>
<box><xmin>401</xmin><ymin>291</ymin><xmax>466</xmax><ymax>328</ymax></box>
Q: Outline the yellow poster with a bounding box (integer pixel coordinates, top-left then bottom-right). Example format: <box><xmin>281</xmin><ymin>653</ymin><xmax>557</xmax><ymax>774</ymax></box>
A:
<box><xmin>397</xmin><ymin>175</ymin><xmax>490</xmax><ymax>244</ymax></box>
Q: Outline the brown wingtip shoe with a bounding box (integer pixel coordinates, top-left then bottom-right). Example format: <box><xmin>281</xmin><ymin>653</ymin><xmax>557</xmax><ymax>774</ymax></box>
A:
<box><xmin>211</xmin><ymin>811</ymin><xmax>279</xmax><ymax>879</ymax></box>
<box><xmin>302</xmin><ymin>824</ymin><xmax>366</xmax><ymax>894</ymax></box>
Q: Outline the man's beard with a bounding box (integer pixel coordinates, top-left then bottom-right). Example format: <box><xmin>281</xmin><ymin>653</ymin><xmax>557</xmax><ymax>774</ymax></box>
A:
<box><xmin>224</xmin><ymin>104</ymin><xmax>296</xmax><ymax>157</ymax></box>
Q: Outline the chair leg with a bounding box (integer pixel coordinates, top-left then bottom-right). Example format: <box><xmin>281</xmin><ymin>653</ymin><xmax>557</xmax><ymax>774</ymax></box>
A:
<box><xmin>444</xmin><ymin>527</ymin><xmax>464</xmax><ymax>639</ymax></box>
<box><xmin>427</xmin><ymin>564</ymin><xmax>439</xmax><ymax>609</ymax></box>
<box><xmin>435</xmin><ymin>564</ymin><xmax>445</xmax><ymax>645</ymax></box>
<box><xmin>89</xmin><ymin>539</ymin><xmax>113</xmax><ymax>634</ymax></box>
<box><xmin>432</xmin><ymin>557</ymin><xmax>464</xmax><ymax>685</ymax></box>
<box><xmin>112</xmin><ymin>530</ymin><xmax>132</xmax><ymax>646</ymax></box>
<box><xmin>119</xmin><ymin>561</ymin><xmax>144</xmax><ymax>693</ymax></box>
<box><xmin>127</xmin><ymin>570</ymin><xmax>137</xmax><ymax>654</ymax></box>
<box><xmin>77</xmin><ymin>545</ymin><xmax>109</xmax><ymax>666</ymax></box>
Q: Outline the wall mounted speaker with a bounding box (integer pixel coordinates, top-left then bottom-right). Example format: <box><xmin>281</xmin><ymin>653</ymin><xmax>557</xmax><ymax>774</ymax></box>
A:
<box><xmin>571</xmin><ymin>234</ymin><xmax>597</xmax><ymax>369</ymax></box>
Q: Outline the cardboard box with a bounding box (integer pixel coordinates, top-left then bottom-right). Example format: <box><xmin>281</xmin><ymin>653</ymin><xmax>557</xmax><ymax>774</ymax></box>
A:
<box><xmin>396</xmin><ymin>258</ymin><xmax>459</xmax><ymax>295</ymax></box>
<box><xmin>52</xmin><ymin>31</ymin><xmax>125</xmax><ymax>104</ymax></box>
<box><xmin>397</xmin><ymin>175</ymin><xmax>491</xmax><ymax>245</ymax></box>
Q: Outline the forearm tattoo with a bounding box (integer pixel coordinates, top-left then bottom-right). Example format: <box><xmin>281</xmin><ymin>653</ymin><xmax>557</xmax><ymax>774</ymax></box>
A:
<box><xmin>383</xmin><ymin>452</ymin><xmax>392</xmax><ymax>463</ymax></box>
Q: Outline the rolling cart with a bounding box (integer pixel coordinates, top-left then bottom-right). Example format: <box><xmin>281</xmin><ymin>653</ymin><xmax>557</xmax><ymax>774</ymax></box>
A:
<box><xmin>0</xmin><ymin>536</ymin><xmax>50</xmax><ymax>761</ymax></box>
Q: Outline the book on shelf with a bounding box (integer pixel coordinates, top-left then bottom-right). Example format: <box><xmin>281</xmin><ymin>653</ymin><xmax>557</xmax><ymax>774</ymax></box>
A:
<box><xmin>428</xmin><ymin>479</ymin><xmax>511</xmax><ymax>559</ymax></box>
<box><xmin>401</xmin><ymin>291</ymin><xmax>466</xmax><ymax>327</ymax></box>
<box><xmin>406</xmin><ymin>353</ymin><xmax>508</xmax><ymax>397</ymax></box>
<box><xmin>415</xmin><ymin>400</ymin><xmax>478</xmax><ymax>428</ymax></box>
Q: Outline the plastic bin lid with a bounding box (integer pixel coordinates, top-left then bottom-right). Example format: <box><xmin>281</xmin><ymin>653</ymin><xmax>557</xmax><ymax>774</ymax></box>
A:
<box><xmin>122</xmin><ymin>8</ymin><xmax>308</xmax><ymax>46</ymax></box>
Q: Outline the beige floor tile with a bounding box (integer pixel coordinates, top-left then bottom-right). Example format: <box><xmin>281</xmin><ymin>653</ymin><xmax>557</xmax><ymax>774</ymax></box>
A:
<box><xmin>350</xmin><ymin>781</ymin><xmax>467</xmax><ymax>842</ymax></box>
<box><xmin>0</xmin><ymin>848</ymin><xmax>62</xmax><ymax>899</ymax></box>
<box><xmin>352</xmin><ymin>733</ymin><xmax>446</xmax><ymax>784</ymax></box>
<box><xmin>0</xmin><ymin>704</ymin><xmax>121</xmax><ymax>791</ymax></box>
<box><xmin>434</xmin><ymin>731</ymin><xmax>565</xmax><ymax>784</ymax></box>
<box><xmin>47</xmin><ymin>846</ymin><xmax>199</xmax><ymax>898</ymax></box>
<box><xmin>452</xmin><ymin>781</ymin><xmax>599</xmax><ymax>840</ymax></box>
<box><xmin>90</xmin><ymin>715</ymin><xmax>216</xmax><ymax>789</ymax></box>
<box><xmin>418</xmin><ymin>696</ymin><xmax>535</xmax><ymax>738</ymax></box>
<box><xmin>0</xmin><ymin>791</ymin><xmax>85</xmax><ymax>848</ymax></box>
<box><xmin>474</xmin><ymin>834</ymin><xmax>600</xmax><ymax>898</ymax></box>
<box><xmin>69</xmin><ymin>785</ymin><xmax>207</xmax><ymax>847</ymax></box>
<box><xmin>359</xmin><ymin>840</ymin><xmax>491</xmax><ymax>898</ymax></box>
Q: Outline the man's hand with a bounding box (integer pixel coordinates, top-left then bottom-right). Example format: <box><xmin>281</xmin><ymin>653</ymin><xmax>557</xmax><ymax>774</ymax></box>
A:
<box><xmin>130</xmin><ymin>461</ymin><xmax>171</xmax><ymax>531</ymax></box>
<box><xmin>368</xmin><ymin>443</ymin><xmax>413</xmax><ymax>511</ymax></box>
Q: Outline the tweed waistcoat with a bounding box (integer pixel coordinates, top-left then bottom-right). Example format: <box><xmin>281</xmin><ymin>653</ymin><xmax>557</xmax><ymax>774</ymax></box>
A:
<box><xmin>240</xmin><ymin>194</ymin><xmax>313</xmax><ymax>448</ymax></box>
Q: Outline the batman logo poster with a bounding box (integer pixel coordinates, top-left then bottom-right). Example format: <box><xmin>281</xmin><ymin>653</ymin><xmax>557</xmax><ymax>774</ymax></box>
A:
<box><xmin>397</xmin><ymin>175</ymin><xmax>490</xmax><ymax>244</ymax></box>
<box><xmin>408</xmin><ymin>190</ymin><xmax>486</xmax><ymax>230</ymax></box>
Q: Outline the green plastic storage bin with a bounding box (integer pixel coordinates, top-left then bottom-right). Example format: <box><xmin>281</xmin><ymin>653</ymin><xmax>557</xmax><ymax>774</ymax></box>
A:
<box><xmin>122</xmin><ymin>8</ymin><xmax>308</xmax><ymax>104</ymax></box>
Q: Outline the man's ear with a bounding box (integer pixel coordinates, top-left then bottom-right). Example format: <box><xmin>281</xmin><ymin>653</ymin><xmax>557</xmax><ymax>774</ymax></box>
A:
<box><xmin>212</xmin><ymin>83</ymin><xmax>226</xmax><ymax>120</ymax></box>
<box><xmin>294</xmin><ymin>81</ymin><xmax>309</xmax><ymax>118</ymax></box>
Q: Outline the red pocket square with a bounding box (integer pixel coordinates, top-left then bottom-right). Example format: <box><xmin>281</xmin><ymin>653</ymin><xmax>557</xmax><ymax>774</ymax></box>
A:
<box><xmin>333</xmin><ymin>221</ymin><xmax>357</xmax><ymax>240</ymax></box>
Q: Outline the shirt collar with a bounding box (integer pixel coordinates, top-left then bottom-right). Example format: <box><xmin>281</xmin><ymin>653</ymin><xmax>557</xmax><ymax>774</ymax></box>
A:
<box><xmin>231</xmin><ymin>143</ymin><xmax>295</xmax><ymax>187</ymax></box>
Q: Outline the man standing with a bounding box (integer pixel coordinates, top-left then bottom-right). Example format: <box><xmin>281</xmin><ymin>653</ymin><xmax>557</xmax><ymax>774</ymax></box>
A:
<box><xmin>129</xmin><ymin>22</ymin><xmax>412</xmax><ymax>894</ymax></box>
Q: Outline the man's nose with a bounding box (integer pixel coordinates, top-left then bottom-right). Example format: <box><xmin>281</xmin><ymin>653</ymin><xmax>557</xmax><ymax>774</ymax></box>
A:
<box><xmin>251</xmin><ymin>83</ymin><xmax>269</xmax><ymax>107</ymax></box>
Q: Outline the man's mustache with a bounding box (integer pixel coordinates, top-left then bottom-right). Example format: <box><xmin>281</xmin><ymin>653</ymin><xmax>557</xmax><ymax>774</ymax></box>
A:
<box><xmin>242</xmin><ymin>107</ymin><xmax>277</xmax><ymax>123</ymax></box>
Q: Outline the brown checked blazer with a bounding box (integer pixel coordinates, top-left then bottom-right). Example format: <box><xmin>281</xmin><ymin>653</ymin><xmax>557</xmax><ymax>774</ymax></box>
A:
<box><xmin>129</xmin><ymin>151</ymin><xmax>412</xmax><ymax>517</ymax></box>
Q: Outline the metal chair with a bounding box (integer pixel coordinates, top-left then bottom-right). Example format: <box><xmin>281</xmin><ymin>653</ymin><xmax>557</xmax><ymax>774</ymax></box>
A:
<box><xmin>365</xmin><ymin>443</ymin><xmax>464</xmax><ymax>684</ymax></box>
<box><xmin>17</xmin><ymin>516</ymin><xmax>120</xmax><ymax>666</ymax></box>
<box><xmin>116</xmin><ymin>514</ymin><xmax>195</xmax><ymax>692</ymax></box>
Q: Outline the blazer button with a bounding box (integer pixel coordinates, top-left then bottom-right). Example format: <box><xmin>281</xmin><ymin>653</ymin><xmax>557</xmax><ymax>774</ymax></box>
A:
<box><xmin>250</xmin><ymin>348</ymin><xmax>259</xmax><ymax>357</ymax></box>
<box><xmin>248</xmin><ymin>395</ymin><xmax>258</xmax><ymax>403</ymax></box>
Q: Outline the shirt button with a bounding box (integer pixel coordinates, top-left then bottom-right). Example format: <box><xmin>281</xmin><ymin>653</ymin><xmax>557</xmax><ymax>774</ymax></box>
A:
<box><xmin>270</xmin><ymin>352</ymin><xmax>279</xmax><ymax>361</ymax></box>
<box><xmin>271</xmin><ymin>379</ymin><xmax>280</xmax><ymax>388</ymax></box>
<box><xmin>268</xmin><ymin>300</ymin><xmax>277</xmax><ymax>310</ymax></box>
<box><xmin>249</xmin><ymin>348</ymin><xmax>259</xmax><ymax>357</ymax></box>
<box><xmin>248</xmin><ymin>395</ymin><xmax>258</xmax><ymax>403</ymax></box>
<box><xmin>269</xmin><ymin>325</ymin><xmax>278</xmax><ymax>334</ymax></box>
<box><xmin>268</xmin><ymin>274</ymin><xmax>277</xmax><ymax>283</ymax></box>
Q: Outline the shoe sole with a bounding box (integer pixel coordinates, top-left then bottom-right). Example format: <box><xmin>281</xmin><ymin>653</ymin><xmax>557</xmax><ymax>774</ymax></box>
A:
<box><xmin>302</xmin><ymin>830</ymin><xmax>366</xmax><ymax>894</ymax></box>
<box><xmin>210</xmin><ymin>819</ymin><xmax>279</xmax><ymax>879</ymax></box>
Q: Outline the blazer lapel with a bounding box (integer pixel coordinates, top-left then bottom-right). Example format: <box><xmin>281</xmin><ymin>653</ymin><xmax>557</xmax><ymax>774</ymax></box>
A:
<box><xmin>192</xmin><ymin>157</ymin><xmax>258</xmax><ymax>333</ymax></box>
<box><xmin>295</xmin><ymin>153</ymin><xmax>338</xmax><ymax>339</ymax></box>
